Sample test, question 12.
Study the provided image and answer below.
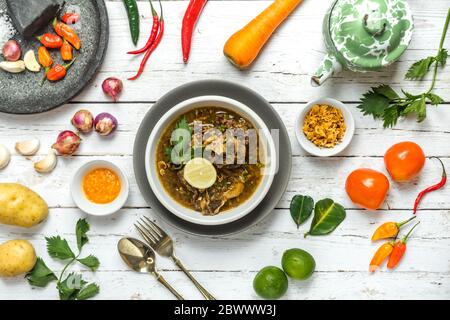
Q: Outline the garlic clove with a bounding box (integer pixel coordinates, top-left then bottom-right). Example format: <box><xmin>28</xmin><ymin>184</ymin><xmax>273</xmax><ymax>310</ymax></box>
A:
<box><xmin>15</xmin><ymin>139</ymin><xmax>40</xmax><ymax>156</ymax></box>
<box><xmin>0</xmin><ymin>144</ymin><xmax>11</xmax><ymax>170</ymax></box>
<box><xmin>34</xmin><ymin>150</ymin><xmax>57</xmax><ymax>173</ymax></box>
<box><xmin>0</xmin><ymin>60</ymin><xmax>26</xmax><ymax>73</ymax></box>
<box><xmin>24</xmin><ymin>50</ymin><xmax>41</xmax><ymax>72</ymax></box>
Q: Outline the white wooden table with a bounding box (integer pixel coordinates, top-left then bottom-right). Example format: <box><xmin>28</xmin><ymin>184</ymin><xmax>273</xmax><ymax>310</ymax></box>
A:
<box><xmin>1</xmin><ymin>0</ymin><xmax>449</xmax><ymax>300</ymax></box>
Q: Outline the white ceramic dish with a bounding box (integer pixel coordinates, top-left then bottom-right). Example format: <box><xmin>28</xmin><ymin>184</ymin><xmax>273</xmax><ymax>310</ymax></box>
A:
<box><xmin>71</xmin><ymin>160</ymin><xmax>129</xmax><ymax>216</ymax></box>
<box><xmin>295</xmin><ymin>98</ymin><xmax>355</xmax><ymax>157</ymax></box>
<box><xmin>145</xmin><ymin>95</ymin><xmax>277</xmax><ymax>226</ymax></box>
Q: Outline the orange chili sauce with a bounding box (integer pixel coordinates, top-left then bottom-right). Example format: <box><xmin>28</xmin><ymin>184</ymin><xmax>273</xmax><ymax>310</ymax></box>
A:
<box><xmin>82</xmin><ymin>168</ymin><xmax>121</xmax><ymax>204</ymax></box>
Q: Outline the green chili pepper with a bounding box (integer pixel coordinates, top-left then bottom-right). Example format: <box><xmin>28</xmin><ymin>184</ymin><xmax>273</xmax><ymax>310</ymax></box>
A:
<box><xmin>122</xmin><ymin>0</ymin><xmax>140</xmax><ymax>45</ymax></box>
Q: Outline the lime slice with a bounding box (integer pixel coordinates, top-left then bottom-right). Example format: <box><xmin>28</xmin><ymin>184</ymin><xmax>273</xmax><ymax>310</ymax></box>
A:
<box><xmin>183</xmin><ymin>158</ymin><xmax>217</xmax><ymax>189</ymax></box>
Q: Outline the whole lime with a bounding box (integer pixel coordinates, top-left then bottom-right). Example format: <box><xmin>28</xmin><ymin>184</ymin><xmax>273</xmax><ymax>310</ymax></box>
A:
<box><xmin>282</xmin><ymin>248</ymin><xmax>315</xmax><ymax>280</ymax></box>
<box><xmin>253</xmin><ymin>266</ymin><xmax>288</xmax><ymax>299</ymax></box>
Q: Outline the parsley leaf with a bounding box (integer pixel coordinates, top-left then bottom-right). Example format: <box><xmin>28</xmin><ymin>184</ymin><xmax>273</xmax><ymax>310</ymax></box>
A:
<box><xmin>414</xmin><ymin>96</ymin><xmax>427</xmax><ymax>122</ymax></box>
<box><xmin>57</xmin><ymin>273</ymin><xmax>86</xmax><ymax>300</ymax></box>
<box><xmin>405</xmin><ymin>56</ymin><xmax>435</xmax><ymax>79</ymax></box>
<box><xmin>426</xmin><ymin>92</ymin><xmax>444</xmax><ymax>105</ymax></box>
<box><xmin>167</xmin><ymin>116</ymin><xmax>193</xmax><ymax>165</ymax></box>
<box><xmin>77</xmin><ymin>255</ymin><xmax>100</xmax><ymax>271</ymax></box>
<box><xmin>405</xmin><ymin>48</ymin><xmax>448</xmax><ymax>80</ymax></box>
<box><xmin>46</xmin><ymin>236</ymin><xmax>75</xmax><ymax>260</ymax></box>
<box><xmin>358</xmin><ymin>10</ymin><xmax>449</xmax><ymax>127</ymax></box>
<box><xmin>436</xmin><ymin>48</ymin><xmax>448</xmax><ymax>66</ymax></box>
<box><xmin>76</xmin><ymin>218</ymin><xmax>90</xmax><ymax>251</ymax></box>
<box><xmin>374</xmin><ymin>84</ymin><xmax>400</xmax><ymax>100</ymax></box>
<box><xmin>76</xmin><ymin>283</ymin><xmax>100</xmax><ymax>300</ymax></box>
<box><xmin>382</xmin><ymin>105</ymin><xmax>401</xmax><ymax>128</ymax></box>
<box><xmin>57</xmin><ymin>273</ymin><xmax>99</xmax><ymax>300</ymax></box>
<box><xmin>26</xmin><ymin>258</ymin><xmax>57</xmax><ymax>287</ymax></box>
<box><xmin>27</xmin><ymin>219</ymin><xmax>100</xmax><ymax>300</ymax></box>
<box><xmin>175</xmin><ymin>116</ymin><xmax>192</xmax><ymax>134</ymax></box>
<box><xmin>358</xmin><ymin>87</ymin><xmax>440</xmax><ymax>128</ymax></box>
<box><xmin>357</xmin><ymin>85</ymin><xmax>391</xmax><ymax>118</ymax></box>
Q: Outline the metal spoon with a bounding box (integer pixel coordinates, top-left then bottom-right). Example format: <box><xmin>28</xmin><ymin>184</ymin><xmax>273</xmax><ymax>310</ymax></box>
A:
<box><xmin>117</xmin><ymin>237</ymin><xmax>184</xmax><ymax>300</ymax></box>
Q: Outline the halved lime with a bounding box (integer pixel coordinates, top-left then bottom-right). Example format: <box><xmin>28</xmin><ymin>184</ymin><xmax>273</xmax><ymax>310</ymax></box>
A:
<box><xmin>183</xmin><ymin>158</ymin><xmax>217</xmax><ymax>189</ymax></box>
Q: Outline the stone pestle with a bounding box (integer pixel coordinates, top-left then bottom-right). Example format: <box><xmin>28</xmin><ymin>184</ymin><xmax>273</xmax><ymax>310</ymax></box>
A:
<box><xmin>6</xmin><ymin>0</ymin><xmax>62</xmax><ymax>39</ymax></box>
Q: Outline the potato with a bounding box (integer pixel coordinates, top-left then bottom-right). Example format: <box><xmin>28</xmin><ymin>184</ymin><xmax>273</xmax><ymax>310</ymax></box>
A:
<box><xmin>0</xmin><ymin>240</ymin><xmax>37</xmax><ymax>277</ymax></box>
<box><xmin>0</xmin><ymin>183</ymin><xmax>48</xmax><ymax>228</ymax></box>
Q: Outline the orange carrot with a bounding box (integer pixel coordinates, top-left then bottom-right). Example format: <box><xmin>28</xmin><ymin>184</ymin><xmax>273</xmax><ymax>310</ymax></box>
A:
<box><xmin>223</xmin><ymin>0</ymin><xmax>303</xmax><ymax>69</ymax></box>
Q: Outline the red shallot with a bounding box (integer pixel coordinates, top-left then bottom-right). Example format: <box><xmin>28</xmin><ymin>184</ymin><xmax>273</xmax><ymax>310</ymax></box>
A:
<box><xmin>102</xmin><ymin>77</ymin><xmax>123</xmax><ymax>101</ymax></box>
<box><xmin>94</xmin><ymin>113</ymin><xmax>118</xmax><ymax>136</ymax></box>
<box><xmin>71</xmin><ymin>109</ymin><xmax>94</xmax><ymax>133</ymax></box>
<box><xmin>2</xmin><ymin>39</ymin><xmax>21</xmax><ymax>62</ymax></box>
<box><xmin>52</xmin><ymin>130</ymin><xmax>81</xmax><ymax>156</ymax></box>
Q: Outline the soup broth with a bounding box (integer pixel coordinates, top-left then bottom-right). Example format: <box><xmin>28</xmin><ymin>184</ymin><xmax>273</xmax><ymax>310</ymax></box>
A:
<box><xmin>156</xmin><ymin>107</ymin><xmax>265</xmax><ymax>215</ymax></box>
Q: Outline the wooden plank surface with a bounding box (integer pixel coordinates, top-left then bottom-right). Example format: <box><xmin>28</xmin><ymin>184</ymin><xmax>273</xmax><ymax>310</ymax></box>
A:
<box><xmin>0</xmin><ymin>0</ymin><xmax>449</xmax><ymax>300</ymax></box>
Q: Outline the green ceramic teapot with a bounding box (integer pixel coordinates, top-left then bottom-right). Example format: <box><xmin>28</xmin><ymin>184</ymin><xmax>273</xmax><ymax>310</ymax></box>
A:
<box><xmin>312</xmin><ymin>0</ymin><xmax>414</xmax><ymax>86</ymax></box>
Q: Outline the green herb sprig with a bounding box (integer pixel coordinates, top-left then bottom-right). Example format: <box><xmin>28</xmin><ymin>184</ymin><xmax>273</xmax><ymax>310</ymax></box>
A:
<box><xmin>165</xmin><ymin>116</ymin><xmax>193</xmax><ymax>164</ymax></box>
<box><xmin>358</xmin><ymin>8</ymin><xmax>450</xmax><ymax>128</ymax></box>
<box><xmin>26</xmin><ymin>219</ymin><xmax>100</xmax><ymax>300</ymax></box>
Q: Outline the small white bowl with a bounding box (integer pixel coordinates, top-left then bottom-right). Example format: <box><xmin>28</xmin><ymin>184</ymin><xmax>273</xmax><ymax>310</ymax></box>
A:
<box><xmin>145</xmin><ymin>95</ymin><xmax>277</xmax><ymax>226</ymax></box>
<box><xmin>71</xmin><ymin>160</ymin><xmax>129</xmax><ymax>216</ymax></box>
<box><xmin>295</xmin><ymin>98</ymin><xmax>355</xmax><ymax>157</ymax></box>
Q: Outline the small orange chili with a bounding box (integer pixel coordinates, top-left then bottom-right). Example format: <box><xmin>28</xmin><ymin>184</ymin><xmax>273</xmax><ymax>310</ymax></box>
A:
<box><xmin>60</xmin><ymin>40</ymin><xmax>73</xmax><ymax>61</ymax></box>
<box><xmin>371</xmin><ymin>216</ymin><xmax>416</xmax><ymax>241</ymax></box>
<box><xmin>53</xmin><ymin>18</ymin><xmax>81</xmax><ymax>50</ymax></box>
<box><xmin>37</xmin><ymin>33</ymin><xmax>63</xmax><ymax>49</ymax></box>
<box><xmin>37</xmin><ymin>46</ymin><xmax>53</xmax><ymax>68</ymax></box>
<box><xmin>369</xmin><ymin>242</ymin><xmax>394</xmax><ymax>273</ymax></box>
<box><xmin>47</xmin><ymin>59</ymin><xmax>76</xmax><ymax>82</ymax></box>
<box><xmin>61</xmin><ymin>12</ymin><xmax>81</xmax><ymax>25</ymax></box>
<box><xmin>387</xmin><ymin>222</ymin><xmax>420</xmax><ymax>270</ymax></box>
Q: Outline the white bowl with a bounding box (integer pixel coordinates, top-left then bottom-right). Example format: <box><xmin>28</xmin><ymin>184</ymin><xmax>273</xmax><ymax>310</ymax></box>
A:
<box><xmin>71</xmin><ymin>160</ymin><xmax>129</xmax><ymax>216</ymax></box>
<box><xmin>145</xmin><ymin>96</ymin><xmax>277</xmax><ymax>226</ymax></box>
<box><xmin>295</xmin><ymin>98</ymin><xmax>355</xmax><ymax>157</ymax></box>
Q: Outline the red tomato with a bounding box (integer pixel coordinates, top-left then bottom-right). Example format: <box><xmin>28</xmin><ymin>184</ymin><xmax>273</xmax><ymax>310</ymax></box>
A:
<box><xmin>346</xmin><ymin>168</ymin><xmax>390</xmax><ymax>210</ymax></box>
<box><xmin>384</xmin><ymin>142</ymin><xmax>425</xmax><ymax>182</ymax></box>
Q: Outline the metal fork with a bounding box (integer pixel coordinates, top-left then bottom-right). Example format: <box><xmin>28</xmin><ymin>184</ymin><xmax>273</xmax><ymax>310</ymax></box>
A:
<box><xmin>135</xmin><ymin>217</ymin><xmax>216</xmax><ymax>300</ymax></box>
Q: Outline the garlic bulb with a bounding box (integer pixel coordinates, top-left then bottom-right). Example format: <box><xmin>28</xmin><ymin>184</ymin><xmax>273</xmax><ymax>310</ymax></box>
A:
<box><xmin>24</xmin><ymin>50</ymin><xmax>41</xmax><ymax>72</ymax></box>
<box><xmin>0</xmin><ymin>144</ymin><xmax>11</xmax><ymax>169</ymax></box>
<box><xmin>15</xmin><ymin>139</ymin><xmax>40</xmax><ymax>156</ymax></box>
<box><xmin>34</xmin><ymin>150</ymin><xmax>57</xmax><ymax>173</ymax></box>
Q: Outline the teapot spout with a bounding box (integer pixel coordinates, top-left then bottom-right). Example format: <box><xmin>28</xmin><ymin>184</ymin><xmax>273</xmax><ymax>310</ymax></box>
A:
<box><xmin>311</xmin><ymin>53</ymin><xmax>342</xmax><ymax>86</ymax></box>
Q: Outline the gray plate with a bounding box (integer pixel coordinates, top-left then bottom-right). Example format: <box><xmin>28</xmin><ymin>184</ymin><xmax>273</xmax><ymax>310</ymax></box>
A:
<box><xmin>0</xmin><ymin>0</ymin><xmax>108</xmax><ymax>114</ymax></box>
<box><xmin>133</xmin><ymin>80</ymin><xmax>292</xmax><ymax>236</ymax></box>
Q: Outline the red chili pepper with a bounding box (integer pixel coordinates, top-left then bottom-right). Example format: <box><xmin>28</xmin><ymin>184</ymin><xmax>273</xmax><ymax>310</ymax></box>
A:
<box><xmin>127</xmin><ymin>0</ymin><xmax>159</xmax><ymax>55</ymax></box>
<box><xmin>60</xmin><ymin>40</ymin><xmax>73</xmax><ymax>61</ymax></box>
<box><xmin>413</xmin><ymin>157</ymin><xmax>447</xmax><ymax>214</ymax></box>
<box><xmin>181</xmin><ymin>0</ymin><xmax>208</xmax><ymax>63</ymax></box>
<box><xmin>61</xmin><ymin>12</ymin><xmax>81</xmax><ymax>25</ymax></box>
<box><xmin>47</xmin><ymin>59</ymin><xmax>76</xmax><ymax>82</ymax></box>
<box><xmin>37</xmin><ymin>33</ymin><xmax>63</xmax><ymax>49</ymax></box>
<box><xmin>53</xmin><ymin>18</ymin><xmax>81</xmax><ymax>50</ymax></box>
<box><xmin>128</xmin><ymin>3</ymin><xmax>164</xmax><ymax>80</ymax></box>
<box><xmin>387</xmin><ymin>222</ymin><xmax>420</xmax><ymax>269</ymax></box>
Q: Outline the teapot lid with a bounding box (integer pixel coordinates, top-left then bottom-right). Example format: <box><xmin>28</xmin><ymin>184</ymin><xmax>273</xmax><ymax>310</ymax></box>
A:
<box><xmin>328</xmin><ymin>0</ymin><xmax>413</xmax><ymax>70</ymax></box>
